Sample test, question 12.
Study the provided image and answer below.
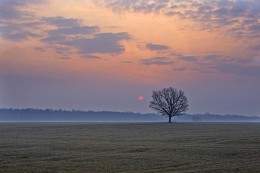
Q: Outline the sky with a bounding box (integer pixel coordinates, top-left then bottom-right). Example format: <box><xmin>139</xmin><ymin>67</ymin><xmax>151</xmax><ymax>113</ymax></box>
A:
<box><xmin>0</xmin><ymin>0</ymin><xmax>260</xmax><ymax>116</ymax></box>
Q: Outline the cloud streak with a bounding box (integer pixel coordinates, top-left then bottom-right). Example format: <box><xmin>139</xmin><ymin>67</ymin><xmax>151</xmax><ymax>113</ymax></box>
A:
<box><xmin>0</xmin><ymin>0</ymin><xmax>46</xmax><ymax>20</ymax></box>
<box><xmin>0</xmin><ymin>23</ymin><xmax>39</xmax><ymax>41</ymax></box>
<box><xmin>146</xmin><ymin>43</ymin><xmax>169</xmax><ymax>51</ymax></box>
<box><xmin>0</xmin><ymin>0</ymin><xmax>45</xmax><ymax>41</ymax></box>
<box><xmin>100</xmin><ymin>0</ymin><xmax>260</xmax><ymax>38</ymax></box>
<box><xmin>179</xmin><ymin>53</ymin><xmax>260</xmax><ymax>77</ymax></box>
<box><xmin>0</xmin><ymin>0</ymin><xmax>132</xmax><ymax>59</ymax></box>
<box><xmin>40</xmin><ymin>16</ymin><xmax>131</xmax><ymax>58</ymax></box>
<box><xmin>141</xmin><ymin>57</ymin><xmax>173</xmax><ymax>65</ymax></box>
<box><xmin>65</xmin><ymin>32</ymin><xmax>130</xmax><ymax>54</ymax></box>
<box><xmin>141</xmin><ymin>52</ymin><xmax>260</xmax><ymax>78</ymax></box>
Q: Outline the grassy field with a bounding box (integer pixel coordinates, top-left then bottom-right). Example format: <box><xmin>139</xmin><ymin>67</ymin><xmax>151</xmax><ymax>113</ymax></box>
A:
<box><xmin>0</xmin><ymin>123</ymin><xmax>259</xmax><ymax>173</ymax></box>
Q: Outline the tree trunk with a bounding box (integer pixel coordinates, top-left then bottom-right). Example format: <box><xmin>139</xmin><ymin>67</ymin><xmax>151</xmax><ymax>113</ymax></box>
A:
<box><xmin>168</xmin><ymin>115</ymin><xmax>172</xmax><ymax>123</ymax></box>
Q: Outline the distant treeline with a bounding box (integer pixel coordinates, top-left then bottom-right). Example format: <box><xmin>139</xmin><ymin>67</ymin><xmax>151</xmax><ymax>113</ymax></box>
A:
<box><xmin>0</xmin><ymin>108</ymin><xmax>259</xmax><ymax>122</ymax></box>
<box><xmin>0</xmin><ymin>108</ymin><xmax>163</xmax><ymax>122</ymax></box>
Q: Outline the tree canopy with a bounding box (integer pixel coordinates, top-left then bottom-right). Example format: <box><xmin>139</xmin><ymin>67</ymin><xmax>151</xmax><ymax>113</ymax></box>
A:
<box><xmin>149</xmin><ymin>87</ymin><xmax>189</xmax><ymax>123</ymax></box>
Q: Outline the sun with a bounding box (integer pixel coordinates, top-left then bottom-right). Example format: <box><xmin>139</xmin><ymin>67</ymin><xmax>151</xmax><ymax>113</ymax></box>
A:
<box><xmin>138</xmin><ymin>96</ymin><xmax>144</xmax><ymax>102</ymax></box>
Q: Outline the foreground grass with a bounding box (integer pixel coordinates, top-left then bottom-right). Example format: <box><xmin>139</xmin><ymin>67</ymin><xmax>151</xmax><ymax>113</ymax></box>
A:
<box><xmin>0</xmin><ymin>123</ymin><xmax>259</xmax><ymax>173</ymax></box>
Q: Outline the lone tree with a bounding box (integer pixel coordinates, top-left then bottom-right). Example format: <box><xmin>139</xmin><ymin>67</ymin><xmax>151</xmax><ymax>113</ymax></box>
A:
<box><xmin>149</xmin><ymin>87</ymin><xmax>189</xmax><ymax>123</ymax></box>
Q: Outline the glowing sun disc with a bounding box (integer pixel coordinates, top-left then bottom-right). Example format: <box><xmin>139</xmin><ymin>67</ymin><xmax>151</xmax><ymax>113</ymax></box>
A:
<box><xmin>138</xmin><ymin>96</ymin><xmax>144</xmax><ymax>102</ymax></box>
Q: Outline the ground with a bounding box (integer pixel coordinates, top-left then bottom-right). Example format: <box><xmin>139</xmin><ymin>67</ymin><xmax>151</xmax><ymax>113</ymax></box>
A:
<box><xmin>0</xmin><ymin>123</ymin><xmax>259</xmax><ymax>173</ymax></box>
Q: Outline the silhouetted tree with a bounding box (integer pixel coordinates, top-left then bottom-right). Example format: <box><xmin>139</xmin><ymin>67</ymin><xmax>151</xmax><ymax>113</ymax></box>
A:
<box><xmin>149</xmin><ymin>87</ymin><xmax>189</xmax><ymax>123</ymax></box>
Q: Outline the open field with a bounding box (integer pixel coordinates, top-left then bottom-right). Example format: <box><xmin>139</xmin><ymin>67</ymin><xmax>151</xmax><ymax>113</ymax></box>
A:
<box><xmin>0</xmin><ymin>123</ymin><xmax>259</xmax><ymax>173</ymax></box>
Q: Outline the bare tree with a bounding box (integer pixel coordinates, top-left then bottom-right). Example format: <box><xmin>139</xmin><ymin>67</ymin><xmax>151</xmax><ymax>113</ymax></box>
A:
<box><xmin>149</xmin><ymin>87</ymin><xmax>189</xmax><ymax>123</ymax></box>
